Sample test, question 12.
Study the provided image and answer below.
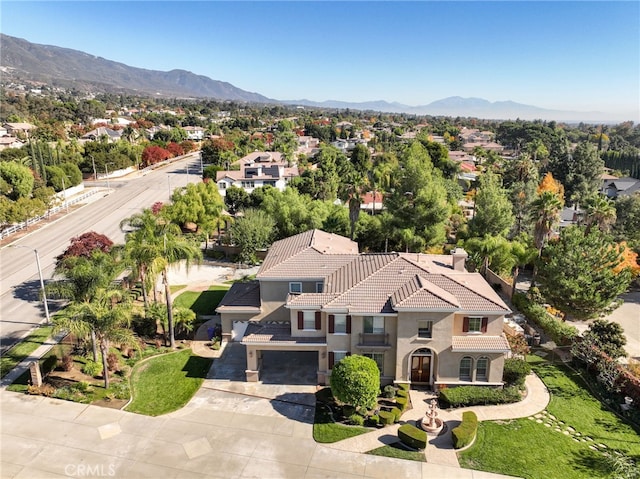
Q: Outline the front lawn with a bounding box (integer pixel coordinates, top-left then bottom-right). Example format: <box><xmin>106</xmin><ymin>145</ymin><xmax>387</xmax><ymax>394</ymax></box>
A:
<box><xmin>367</xmin><ymin>443</ymin><xmax>426</xmax><ymax>462</ymax></box>
<box><xmin>0</xmin><ymin>325</ymin><xmax>53</xmax><ymax>378</ymax></box>
<box><xmin>458</xmin><ymin>353</ymin><xmax>640</xmax><ymax>479</ymax></box>
<box><xmin>313</xmin><ymin>388</ymin><xmax>371</xmax><ymax>443</ymax></box>
<box><xmin>173</xmin><ymin>285</ymin><xmax>229</xmax><ymax>316</ymax></box>
<box><xmin>126</xmin><ymin>349</ymin><xmax>212</xmax><ymax>416</ymax></box>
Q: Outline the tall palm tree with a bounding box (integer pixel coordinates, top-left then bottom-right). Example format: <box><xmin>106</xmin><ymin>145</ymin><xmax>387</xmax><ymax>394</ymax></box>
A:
<box><xmin>530</xmin><ymin>191</ymin><xmax>563</xmax><ymax>254</ymax></box>
<box><xmin>121</xmin><ymin>209</ymin><xmax>202</xmax><ymax>348</ymax></box>
<box><xmin>583</xmin><ymin>195</ymin><xmax>616</xmax><ymax>235</ymax></box>
<box><xmin>52</xmin><ymin>288</ymin><xmax>138</xmax><ymax>389</ymax></box>
<box><xmin>509</xmin><ymin>241</ymin><xmax>538</xmax><ymax>297</ymax></box>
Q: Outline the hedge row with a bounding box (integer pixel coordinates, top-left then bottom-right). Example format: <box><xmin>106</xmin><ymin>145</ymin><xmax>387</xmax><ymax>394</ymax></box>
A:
<box><xmin>512</xmin><ymin>293</ymin><xmax>578</xmax><ymax>345</ymax></box>
<box><xmin>503</xmin><ymin>358</ymin><xmax>531</xmax><ymax>388</ymax></box>
<box><xmin>439</xmin><ymin>386</ymin><xmax>521</xmax><ymax>408</ymax></box>
<box><xmin>398</xmin><ymin>424</ymin><xmax>427</xmax><ymax>450</ymax></box>
<box><xmin>452</xmin><ymin>411</ymin><xmax>478</xmax><ymax>449</ymax></box>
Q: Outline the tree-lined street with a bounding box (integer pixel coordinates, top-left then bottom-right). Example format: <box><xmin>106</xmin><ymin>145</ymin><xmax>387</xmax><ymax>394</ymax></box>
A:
<box><xmin>0</xmin><ymin>153</ymin><xmax>201</xmax><ymax>355</ymax></box>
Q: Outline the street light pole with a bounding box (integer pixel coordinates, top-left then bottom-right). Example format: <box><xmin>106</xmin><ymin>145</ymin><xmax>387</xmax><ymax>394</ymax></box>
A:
<box><xmin>90</xmin><ymin>155</ymin><xmax>97</xmax><ymax>181</ymax></box>
<box><xmin>10</xmin><ymin>245</ymin><xmax>50</xmax><ymax>324</ymax></box>
<box><xmin>60</xmin><ymin>176</ymin><xmax>69</xmax><ymax>214</ymax></box>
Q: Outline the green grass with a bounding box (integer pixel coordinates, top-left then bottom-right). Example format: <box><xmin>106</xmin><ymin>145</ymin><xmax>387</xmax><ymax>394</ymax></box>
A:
<box><xmin>173</xmin><ymin>285</ymin><xmax>229</xmax><ymax>316</ymax></box>
<box><xmin>367</xmin><ymin>443</ymin><xmax>426</xmax><ymax>462</ymax></box>
<box><xmin>458</xmin><ymin>353</ymin><xmax>640</xmax><ymax>479</ymax></box>
<box><xmin>0</xmin><ymin>325</ymin><xmax>53</xmax><ymax>378</ymax></box>
<box><xmin>170</xmin><ymin>284</ymin><xmax>187</xmax><ymax>294</ymax></box>
<box><xmin>126</xmin><ymin>349</ymin><xmax>212</xmax><ymax>416</ymax></box>
<box><xmin>313</xmin><ymin>389</ymin><xmax>371</xmax><ymax>443</ymax></box>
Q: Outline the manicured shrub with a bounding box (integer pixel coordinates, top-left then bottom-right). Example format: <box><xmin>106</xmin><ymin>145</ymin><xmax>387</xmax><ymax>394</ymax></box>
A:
<box><xmin>439</xmin><ymin>386</ymin><xmax>521</xmax><ymax>408</ymax></box>
<box><xmin>81</xmin><ymin>360</ymin><xmax>103</xmax><ymax>377</ymax></box>
<box><xmin>503</xmin><ymin>358</ymin><xmax>531</xmax><ymax>387</ymax></box>
<box><xmin>391</xmin><ymin>406</ymin><xmax>403</xmax><ymax>422</ymax></box>
<box><xmin>396</xmin><ymin>389</ymin><xmax>408</xmax><ymax>398</ymax></box>
<box><xmin>512</xmin><ymin>293</ymin><xmax>578</xmax><ymax>345</ymax></box>
<box><xmin>398</xmin><ymin>423</ymin><xmax>427</xmax><ymax>450</ymax></box>
<box><xmin>452</xmin><ymin>411</ymin><xmax>478</xmax><ymax>449</ymax></box>
<box><xmin>398</xmin><ymin>383</ymin><xmax>410</xmax><ymax>392</ymax></box>
<box><xmin>396</xmin><ymin>396</ymin><xmax>408</xmax><ymax>411</ymax></box>
<box><xmin>330</xmin><ymin>355</ymin><xmax>380</xmax><ymax>410</ymax></box>
<box><xmin>349</xmin><ymin>414</ymin><xmax>365</xmax><ymax>426</ymax></box>
<box><xmin>379</xmin><ymin>410</ymin><xmax>395</xmax><ymax>425</ymax></box>
<box><xmin>382</xmin><ymin>385</ymin><xmax>396</xmax><ymax>398</ymax></box>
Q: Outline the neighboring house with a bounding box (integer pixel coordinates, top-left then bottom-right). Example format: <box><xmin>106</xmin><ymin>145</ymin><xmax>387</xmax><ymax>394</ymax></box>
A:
<box><xmin>217</xmin><ymin>229</ymin><xmax>511</xmax><ymax>388</ymax></box>
<box><xmin>81</xmin><ymin>127</ymin><xmax>122</xmax><ymax>142</ymax></box>
<box><xmin>559</xmin><ymin>206</ymin><xmax>584</xmax><ymax>229</ymax></box>
<box><xmin>3</xmin><ymin>122</ymin><xmax>36</xmax><ymax>136</ymax></box>
<box><xmin>360</xmin><ymin>191</ymin><xmax>384</xmax><ymax>213</ymax></box>
<box><xmin>184</xmin><ymin>126</ymin><xmax>205</xmax><ymax>141</ymax></box>
<box><xmin>0</xmin><ymin>136</ymin><xmax>25</xmax><ymax>150</ymax></box>
<box><xmin>602</xmin><ymin>177</ymin><xmax>640</xmax><ymax>199</ymax></box>
<box><xmin>216</xmin><ymin>151</ymin><xmax>299</xmax><ymax>197</ymax></box>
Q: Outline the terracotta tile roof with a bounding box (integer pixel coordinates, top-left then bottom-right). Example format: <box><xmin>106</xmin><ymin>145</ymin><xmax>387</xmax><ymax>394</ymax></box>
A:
<box><xmin>392</xmin><ymin>276</ymin><xmax>460</xmax><ymax>310</ymax></box>
<box><xmin>451</xmin><ymin>335</ymin><xmax>511</xmax><ymax>352</ymax></box>
<box><xmin>287</xmin><ymin>293</ymin><xmax>340</xmax><ymax>307</ymax></box>
<box><xmin>324</xmin><ymin>254</ymin><xmax>397</xmax><ymax>293</ymax></box>
<box><xmin>258</xmin><ymin>230</ymin><xmax>358</xmax><ymax>278</ymax></box>
<box><xmin>241</xmin><ymin>322</ymin><xmax>326</xmax><ymax>345</ymax></box>
<box><xmin>215</xmin><ymin>281</ymin><xmax>261</xmax><ymax>312</ymax></box>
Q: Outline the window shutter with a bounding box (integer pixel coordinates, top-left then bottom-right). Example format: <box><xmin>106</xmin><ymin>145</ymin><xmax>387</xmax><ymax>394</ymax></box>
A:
<box><xmin>315</xmin><ymin>311</ymin><xmax>321</xmax><ymax>330</ymax></box>
<box><xmin>297</xmin><ymin>311</ymin><xmax>303</xmax><ymax>330</ymax></box>
<box><xmin>481</xmin><ymin>317</ymin><xmax>488</xmax><ymax>333</ymax></box>
<box><xmin>328</xmin><ymin>315</ymin><xmax>335</xmax><ymax>334</ymax></box>
<box><xmin>346</xmin><ymin>315</ymin><xmax>352</xmax><ymax>334</ymax></box>
<box><xmin>462</xmin><ymin>317</ymin><xmax>469</xmax><ymax>332</ymax></box>
<box><xmin>328</xmin><ymin>352</ymin><xmax>334</xmax><ymax>369</ymax></box>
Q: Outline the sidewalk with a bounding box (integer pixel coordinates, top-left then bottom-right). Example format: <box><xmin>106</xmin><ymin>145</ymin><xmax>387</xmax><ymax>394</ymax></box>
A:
<box><xmin>327</xmin><ymin>373</ymin><xmax>550</xmax><ymax>472</ymax></box>
<box><xmin>0</xmin><ymin>331</ymin><xmax>66</xmax><ymax>388</ymax></box>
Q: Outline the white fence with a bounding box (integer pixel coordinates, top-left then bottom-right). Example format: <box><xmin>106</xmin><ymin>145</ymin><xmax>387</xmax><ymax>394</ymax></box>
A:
<box><xmin>0</xmin><ymin>189</ymin><xmax>101</xmax><ymax>240</ymax></box>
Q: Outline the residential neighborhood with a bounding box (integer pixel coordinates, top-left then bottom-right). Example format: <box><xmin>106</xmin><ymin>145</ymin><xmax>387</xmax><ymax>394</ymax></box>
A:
<box><xmin>1</xmin><ymin>8</ymin><xmax>639</xmax><ymax>477</ymax></box>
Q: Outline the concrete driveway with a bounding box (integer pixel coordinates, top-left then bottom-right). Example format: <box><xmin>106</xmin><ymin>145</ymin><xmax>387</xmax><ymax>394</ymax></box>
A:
<box><xmin>1</xmin><ymin>342</ymin><xmax>517</xmax><ymax>478</ymax></box>
<box><xmin>602</xmin><ymin>291</ymin><xmax>640</xmax><ymax>361</ymax></box>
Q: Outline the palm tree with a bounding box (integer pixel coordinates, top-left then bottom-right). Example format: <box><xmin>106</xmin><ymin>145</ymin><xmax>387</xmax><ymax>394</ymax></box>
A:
<box><xmin>530</xmin><ymin>191</ymin><xmax>563</xmax><ymax>254</ymax></box>
<box><xmin>509</xmin><ymin>240</ymin><xmax>538</xmax><ymax>297</ymax></box>
<box><xmin>121</xmin><ymin>209</ymin><xmax>202</xmax><ymax>348</ymax></box>
<box><xmin>52</xmin><ymin>288</ymin><xmax>138</xmax><ymax>389</ymax></box>
<box><xmin>47</xmin><ymin>250</ymin><xmax>124</xmax><ymax>361</ymax></box>
<box><xmin>583</xmin><ymin>195</ymin><xmax>616</xmax><ymax>235</ymax></box>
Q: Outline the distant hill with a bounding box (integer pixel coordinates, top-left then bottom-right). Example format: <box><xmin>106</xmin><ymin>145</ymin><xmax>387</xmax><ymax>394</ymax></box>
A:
<box><xmin>0</xmin><ymin>34</ymin><xmax>271</xmax><ymax>102</ymax></box>
<box><xmin>0</xmin><ymin>34</ymin><xmax>624</xmax><ymax>122</ymax></box>
<box><xmin>284</xmin><ymin>96</ymin><xmax>615</xmax><ymax>123</ymax></box>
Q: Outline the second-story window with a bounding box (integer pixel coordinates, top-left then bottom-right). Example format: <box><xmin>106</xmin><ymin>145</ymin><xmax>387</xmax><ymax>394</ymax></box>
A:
<box><xmin>303</xmin><ymin>311</ymin><xmax>316</xmax><ymax>330</ymax></box>
<box><xmin>364</xmin><ymin>316</ymin><xmax>384</xmax><ymax>334</ymax></box>
<box><xmin>289</xmin><ymin>282</ymin><xmax>302</xmax><ymax>294</ymax></box>
<box><xmin>334</xmin><ymin>315</ymin><xmax>347</xmax><ymax>333</ymax></box>
<box><xmin>418</xmin><ymin>320</ymin><xmax>433</xmax><ymax>339</ymax></box>
<box><xmin>316</xmin><ymin>282</ymin><xmax>324</xmax><ymax>293</ymax></box>
<box><xmin>463</xmin><ymin>317</ymin><xmax>488</xmax><ymax>333</ymax></box>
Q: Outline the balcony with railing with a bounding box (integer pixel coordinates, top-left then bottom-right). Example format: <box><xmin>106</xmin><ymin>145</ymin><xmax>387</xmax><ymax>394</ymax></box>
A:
<box><xmin>358</xmin><ymin>333</ymin><xmax>391</xmax><ymax>349</ymax></box>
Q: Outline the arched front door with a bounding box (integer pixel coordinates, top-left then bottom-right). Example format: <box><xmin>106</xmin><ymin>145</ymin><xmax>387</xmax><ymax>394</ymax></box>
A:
<box><xmin>410</xmin><ymin>348</ymin><xmax>433</xmax><ymax>384</ymax></box>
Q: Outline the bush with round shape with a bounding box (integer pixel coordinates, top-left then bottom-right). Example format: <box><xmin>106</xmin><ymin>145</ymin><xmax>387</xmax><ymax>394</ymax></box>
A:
<box><xmin>379</xmin><ymin>410</ymin><xmax>395</xmax><ymax>425</ymax></box>
<box><xmin>330</xmin><ymin>354</ymin><xmax>380</xmax><ymax>410</ymax></box>
<box><xmin>349</xmin><ymin>414</ymin><xmax>365</xmax><ymax>426</ymax></box>
<box><xmin>81</xmin><ymin>360</ymin><xmax>103</xmax><ymax>377</ymax></box>
<box><xmin>503</xmin><ymin>358</ymin><xmax>531</xmax><ymax>387</ymax></box>
<box><xmin>382</xmin><ymin>384</ymin><xmax>396</xmax><ymax>398</ymax></box>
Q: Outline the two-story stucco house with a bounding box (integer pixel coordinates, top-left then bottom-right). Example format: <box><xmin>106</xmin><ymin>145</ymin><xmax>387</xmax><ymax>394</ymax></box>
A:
<box><xmin>216</xmin><ymin>152</ymin><xmax>299</xmax><ymax>197</ymax></box>
<box><xmin>216</xmin><ymin>229</ymin><xmax>511</xmax><ymax>389</ymax></box>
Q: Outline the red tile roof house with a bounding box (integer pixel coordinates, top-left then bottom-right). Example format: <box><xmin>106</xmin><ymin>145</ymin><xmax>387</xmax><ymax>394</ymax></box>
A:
<box><xmin>216</xmin><ymin>230</ymin><xmax>511</xmax><ymax>388</ymax></box>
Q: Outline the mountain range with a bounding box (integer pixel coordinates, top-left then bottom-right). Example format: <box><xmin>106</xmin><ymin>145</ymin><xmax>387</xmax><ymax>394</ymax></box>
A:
<box><xmin>0</xmin><ymin>34</ymin><xmax>618</xmax><ymax>122</ymax></box>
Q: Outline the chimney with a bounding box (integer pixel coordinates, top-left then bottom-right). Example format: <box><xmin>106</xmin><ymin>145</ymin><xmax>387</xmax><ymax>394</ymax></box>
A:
<box><xmin>451</xmin><ymin>248</ymin><xmax>468</xmax><ymax>272</ymax></box>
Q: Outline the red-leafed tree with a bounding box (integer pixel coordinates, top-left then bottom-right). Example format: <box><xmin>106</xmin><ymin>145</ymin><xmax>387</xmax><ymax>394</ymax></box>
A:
<box><xmin>56</xmin><ymin>232</ymin><xmax>114</xmax><ymax>264</ymax></box>
<box><xmin>166</xmin><ymin>142</ymin><xmax>184</xmax><ymax>157</ymax></box>
<box><xmin>142</xmin><ymin>145</ymin><xmax>171</xmax><ymax>167</ymax></box>
<box><xmin>180</xmin><ymin>140</ymin><xmax>196</xmax><ymax>153</ymax></box>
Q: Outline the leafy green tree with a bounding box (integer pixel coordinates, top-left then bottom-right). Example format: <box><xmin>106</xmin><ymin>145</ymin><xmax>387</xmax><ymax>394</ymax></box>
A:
<box><xmin>384</xmin><ymin>142</ymin><xmax>450</xmax><ymax>251</ymax></box>
<box><xmin>224</xmin><ymin>185</ymin><xmax>250</xmax><ymax>215</ymax></box>
<box><xmin>469</xmin><ymin>172</ymin><xmax>514</xmax><ymax>238</ymax></box>
<box><xmin>536</xmin><ymin>227</ymin><xmax>633</xmax><ymax>319</ymax></box>
<box><xmin>329</xmin><ymin>355</ymin><xmax>380</xmax><ymax>411</ymax></box>
<box><xmin>230</xmin><ymin>209</ymin><xmax>275</xmax><ymax>264</ymax></box>
<box><xmin>612</xmin><ymin>194</ymin><xmax>640</xmax><ymax>248</ymax></box>
<box><xmin>583</xmin><ymin>319</ymin><xmax>627</xmax><ymax>359</ymax></box>
<box><xmin>165</xmin><ymin>181</ymin><xmax>225</xmax><ymax>240</ymax></box>
<box><xmin>0</xmin><ymin>161</ymin><xmax>34</xmax><ymax>199</ymax></box>
<box><xmin>550</xmin><ymin>141</ymin><xmax>604</xmax><ymax>205</ymax></box>
<box><xmin>260</xmin><ymin>187</ymin><xmax>329</xmax><ymax>239</ymax></box>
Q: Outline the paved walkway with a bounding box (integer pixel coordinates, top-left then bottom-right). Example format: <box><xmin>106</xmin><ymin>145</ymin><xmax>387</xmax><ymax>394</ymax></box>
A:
<box><xmin>0</xmin><ymin>331</ymin><xmax>66</xmax><ymax>388</ymax></box>
<box><xmin>327</xmin><ymin>373</ymin><xmax>550</xmax><ymax>470</ymax></box>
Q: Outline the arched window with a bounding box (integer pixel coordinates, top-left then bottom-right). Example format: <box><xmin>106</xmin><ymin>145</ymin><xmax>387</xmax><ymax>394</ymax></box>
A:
<box><xmin>459</xmin><ymin>357</ymin><xmax>473</xmax><ymax>381</ymax></box>
<box><xmin>476</xmin><ymin>357</ymin><xmax>489</xmax><ymax>381</ymax></box>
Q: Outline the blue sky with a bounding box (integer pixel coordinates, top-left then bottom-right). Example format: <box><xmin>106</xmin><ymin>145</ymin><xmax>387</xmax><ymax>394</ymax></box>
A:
<box><xmin>2</xmin><ymin>1</ymin><xmax>639</xmax><ymax>120</ymax></box>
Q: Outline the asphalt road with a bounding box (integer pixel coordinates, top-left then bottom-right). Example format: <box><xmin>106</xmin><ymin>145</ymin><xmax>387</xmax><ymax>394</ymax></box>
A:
<box><xmin>0</xmin><ymin>153</ymin><xmax>203</xmax><ymax>355</ymax></box>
